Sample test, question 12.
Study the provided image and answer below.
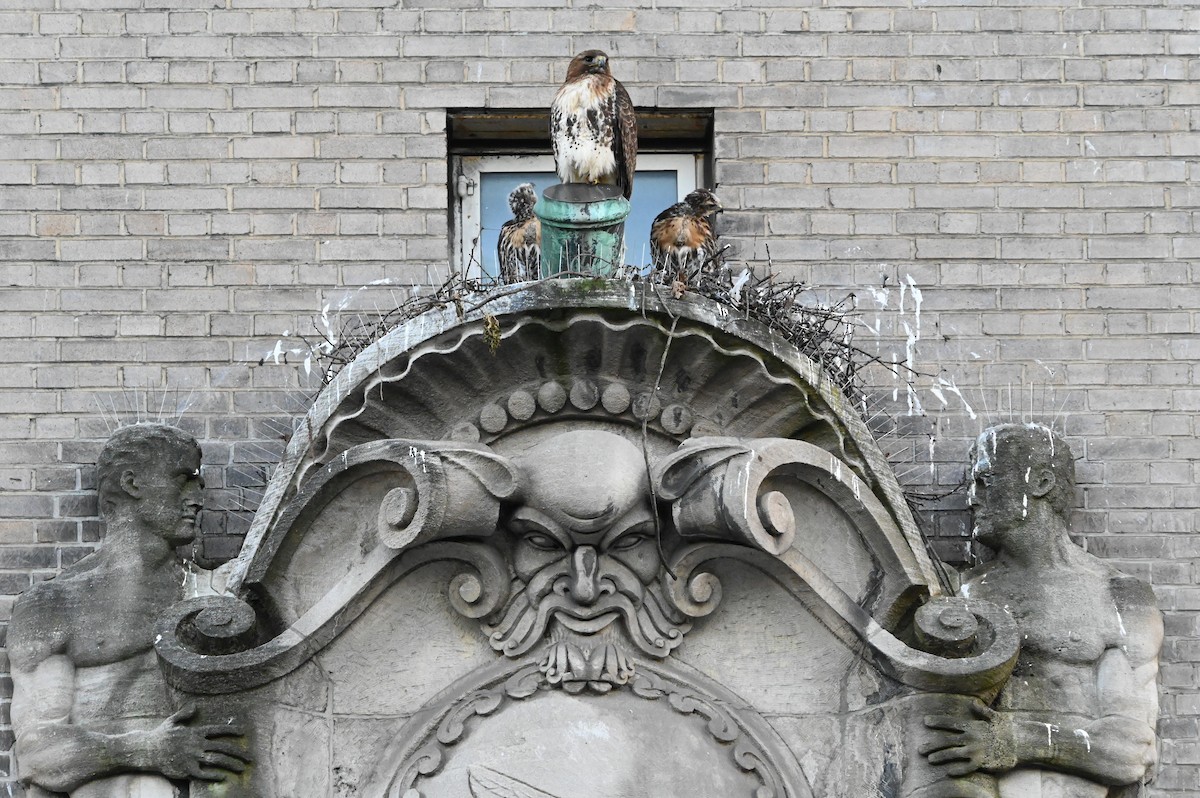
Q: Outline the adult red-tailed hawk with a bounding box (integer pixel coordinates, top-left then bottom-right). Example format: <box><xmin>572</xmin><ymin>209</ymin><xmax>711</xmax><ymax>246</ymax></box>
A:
<box><xmin>550</xmin><ymin>50</ymin><xmax>637</xmax><ymax>200</ymax></box>
<box><xmin>496</xmin><ymin>182</ymin><xmax>540</xmax><ymax>283</ymax></box>
<box><xmin>649</xmin><ymin>188</ymin><xmax>723</xmax><ymax>279</ymax></box>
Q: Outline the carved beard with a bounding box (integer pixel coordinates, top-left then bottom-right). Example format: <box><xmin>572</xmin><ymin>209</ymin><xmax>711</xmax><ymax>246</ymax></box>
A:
<box><xmin>483</xmin><ymin>555</ymin><xmax>690</xmax><ymax>662</ymax></box>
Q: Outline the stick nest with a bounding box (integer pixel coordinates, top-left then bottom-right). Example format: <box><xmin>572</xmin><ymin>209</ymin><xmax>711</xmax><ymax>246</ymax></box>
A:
<box><xmin>294</xmin><ymin>251</ymin><xmax>890</xmax><ymax>408</ymax></box>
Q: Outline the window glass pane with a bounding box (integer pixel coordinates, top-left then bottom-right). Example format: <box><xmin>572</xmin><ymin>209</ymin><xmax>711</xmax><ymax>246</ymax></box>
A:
<box><xmin>624</xmin><ymin>171</ymin><xmax>681</xmax><ymax>272</ymax></box>
<box><xmin>479</xmin><ymin>169</ymin><xmax>683</xmax><ymax>278</ymax></box>
<box><xmin>478</xmin><ymin>170</ymin><xmax>552</xmax><ymax>279</ymax></box>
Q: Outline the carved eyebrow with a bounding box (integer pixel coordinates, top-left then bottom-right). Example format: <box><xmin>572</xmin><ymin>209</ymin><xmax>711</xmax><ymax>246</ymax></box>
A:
<box><xmin>600</xmin><ymin>515</ymin><xmax>656</xmax><ymax>549</ymax></box>
<box><xmin>508</xmin><ymin>508</ymin><xmax>570</xmax><ymax>548</ymax></box>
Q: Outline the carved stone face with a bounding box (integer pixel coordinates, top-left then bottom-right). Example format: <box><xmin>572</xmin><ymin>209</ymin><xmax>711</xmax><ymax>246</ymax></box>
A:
<box><xmin>968</xmin><ymin>425</ymin><xmax>1063</xmax><ymax>548</ymax></box>
<box><xmin>134</xmin><ymin>441</ymin><xmax>205</xmax><ymax>547</ymax></box>
<box><xmin>97</xmin><ymin>424</ymin><xmax>205</xmax><ymax>548</ymax></box>
<box><xmin>486</xmin><ymin>430</ymin><xmax>686</xmax><ymax>675</ymax></box>
<box><xmin>968</xmin><ymin>437</ymin><xmax>1022</xmax><ymax>547</ymax></box>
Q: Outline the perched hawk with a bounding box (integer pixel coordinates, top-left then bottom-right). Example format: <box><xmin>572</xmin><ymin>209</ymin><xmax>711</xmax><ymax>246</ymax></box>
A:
<box><xmin>550</xmin><ymin>50</ymin><xmax>637</xmax><ymax>200</ymax></box>
<box><xmin>496</xmin><ymin>182</ymin><xmax>541</xmax><ymax>283</ymax></box>
<box><xmin>649</xmin><ymin>188</ymin><xmax>723</xmax><ymax>281</ymax></box>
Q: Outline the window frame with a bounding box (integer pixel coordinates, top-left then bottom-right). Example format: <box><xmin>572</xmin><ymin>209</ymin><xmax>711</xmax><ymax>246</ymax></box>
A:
<box><xmin>446</xmin><ymin>108</ymin><xmax>715</xmax><ymax>279</ymax></box>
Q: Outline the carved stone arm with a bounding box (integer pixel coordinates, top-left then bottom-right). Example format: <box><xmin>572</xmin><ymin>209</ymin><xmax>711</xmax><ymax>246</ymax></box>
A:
<box><xmin>923</xmin><ymin>706</ymin><xmax>1157</xmax><ymax>787</ymax></box>
<box><xmin>921</xmin><ymin>595</ymin><xmax>1163</xmax><ymax>788</ymax></box>
<box><xmin>999</xmin><ymin>710</ymin><xmax>1157</xmax><ymax>785</ymax></box>
<box><xmin>13</xmin><ymin>656</ymin><xmax>248</xmax><ymax>792</ymax></box>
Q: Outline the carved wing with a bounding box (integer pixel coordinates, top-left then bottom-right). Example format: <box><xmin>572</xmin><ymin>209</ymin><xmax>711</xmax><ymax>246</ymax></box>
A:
<box><xmin>468</xmin><ymin>767</ymin><xmax>561</xmax><ymax>798</ymax></box>
<box><xmin>613</xmin><ymin>77</ymin><xmax>637</xmax><ymax>199</ymax></box>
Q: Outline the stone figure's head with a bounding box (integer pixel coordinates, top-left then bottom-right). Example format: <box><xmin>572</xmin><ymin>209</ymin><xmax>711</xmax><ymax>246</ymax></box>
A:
<box><xmin>96</xmin><ymin>423</ymin><xmax>204</xmax><ymax>546</ymax></box>
<box><xmin>486</xmin><ymin>429</ymin><xmax>686</xmax><ymax>678</ymax></box>
<box><xmin>968</xmin><ymin>423</ymin><xmax>1075</xmax><ymax>546</ymax></box>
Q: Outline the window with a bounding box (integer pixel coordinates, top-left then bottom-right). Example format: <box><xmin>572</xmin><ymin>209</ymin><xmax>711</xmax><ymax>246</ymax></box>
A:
<box><xmin>449</xmin><ymin>110</ymin><xmax>714</xmax><ymax>280</ymax></box>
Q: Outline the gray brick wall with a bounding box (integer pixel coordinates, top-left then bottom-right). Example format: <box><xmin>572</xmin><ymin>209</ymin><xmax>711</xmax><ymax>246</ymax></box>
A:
<box><xmin>1</xmin><ymin>1</ymin><xmax>1198</xmax><ymax>792</ymax></box>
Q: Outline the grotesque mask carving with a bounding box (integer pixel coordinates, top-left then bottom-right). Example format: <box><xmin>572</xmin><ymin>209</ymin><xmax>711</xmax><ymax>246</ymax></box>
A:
<box><xmin>484</xmin><ymin>430</ymin><xmax>688</xmax><ymax>692</ymax></box>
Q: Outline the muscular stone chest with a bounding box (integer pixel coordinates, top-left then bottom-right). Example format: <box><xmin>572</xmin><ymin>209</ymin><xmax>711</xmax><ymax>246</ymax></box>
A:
<box><xmin>971</xmin><ymin>568</ymin><xmax>1121</xmax><ymax>666</ymax></box>
<box><xmin>64</xmin><ymin>578</ymin><xmax>178</xmax><ymax>667</ymax></box>
<box><xmin>1014</xmin><ymin>598</ymin><xmax>1112</xmax><ymax>666</ymax></box>
<box><xmin>74</xmin><ymin>650</ymin><xmax>174</xmax><ymax>724</ymax></box>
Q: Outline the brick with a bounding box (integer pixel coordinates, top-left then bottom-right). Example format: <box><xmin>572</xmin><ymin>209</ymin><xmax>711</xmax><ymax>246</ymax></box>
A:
<box><xmin>144</xmin><ymin>188</ymin><xmax>227</xmax><ymax>211</ymax></box>
<box><xmin>1089</xmin><ymin>237</ymin><xmax>1169</xmax><ymax>260</ymax></box>
<box><xmin>60</xmin><ymin>239</ymin><xmax>143</xmax><ymax>261</ymax></box>
<box><xmin>999</xmin><ymin>237</ymin><xmax>1084</xmax><ymax>260</ymax></box>
<box><xmin>829</xmin><ymin>187</ymin><xmax>909</xmax><ymax>210</ymax></box>
<box><xmin>60</xmin><ymin>86</ymin><xmax>144</xmax><ymax>109</ymax></box>
<box><xmin>232</xmin><ymin>187</ymin><xmax>315</xmax><ymax>209</ymax></box>
<box><xmin>146</xmin><ymin>35</ymin><xmax>230</xmax><ymax>58</ymax></box>
<box><xmin>1084</xmin><ymin>34</ymin><xmax>1166</xmax><ymax>56</ymax></box>
<box><xmin>320</xmin><ymin>187</ymin><xmax>406</xmax><ymax>209</ymax></box>
<box><xmin>914</xmin><ymin>187</ymin><xmax>995</xmax><ymax>208</ymax></box>
<box><xmin>232</xmin><ymin>86</ymin><xmax>314</xmax><ymax>108</ymax></box>
<box><xmin>231</xmin><ymin>136</ymin><xmax>315</xmax><ymax>159</ymax></box>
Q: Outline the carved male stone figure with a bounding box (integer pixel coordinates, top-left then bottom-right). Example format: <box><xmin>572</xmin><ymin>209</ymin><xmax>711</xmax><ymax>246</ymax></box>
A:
<box><xmin>9</xmin><ymin>423</ymin><xmax>249</xmax><ymax>797</ymax></box>
<box><xmin>923</xmin><ymin>424</ymin><xmax>1162</xmax><ymax>797</ymax></box>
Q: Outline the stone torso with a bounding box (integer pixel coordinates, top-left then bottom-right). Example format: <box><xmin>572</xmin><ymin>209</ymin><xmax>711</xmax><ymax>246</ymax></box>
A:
<box><xmin>965</xmin><ymin>560</ymin><xmax>1124</xmax><ymax>716</ymax></box>
<box><xmin>73</xmin><ymin>651</ymin><xmax>175</xmax><ymax>725</ymax></box>
<box><xmin>57</xmin><ymin>556</ymin><xmax>183</xmax><ymax>668</ymax></box>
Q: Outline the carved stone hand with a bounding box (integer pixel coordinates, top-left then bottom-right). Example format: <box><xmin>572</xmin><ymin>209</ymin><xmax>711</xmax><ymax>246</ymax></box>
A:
<box><xmin>921</xmin><ymin>701</ymin><xmax>1017</xmax><ymax>777</ymax></box>
<box><xmin>141</xmin><ymin>704</ymin><xmax>251</xmax><ymax>782</ymax></box>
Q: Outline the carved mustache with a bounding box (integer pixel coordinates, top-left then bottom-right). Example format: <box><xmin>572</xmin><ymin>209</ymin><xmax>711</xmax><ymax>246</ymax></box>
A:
<box><xmin>485</xmin><ymin>555</ymin><xmax>687</xmax><ymax>658</ymax></box>
<box><xmin>524</xmin><ymin>548</ymin><xmax>647</xmax><ymax>609</ymax></box>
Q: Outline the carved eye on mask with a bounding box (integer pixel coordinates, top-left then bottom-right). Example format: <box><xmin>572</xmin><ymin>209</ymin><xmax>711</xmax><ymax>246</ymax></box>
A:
<box><xmin>609</xmin><ymin>531</ymin><xmax>652</xmax><ymax>552</ymax></box>
<box><xmin>523</xmin><ymin>532</ymin><xmax>562</xmax><ymax>551</ymax></box>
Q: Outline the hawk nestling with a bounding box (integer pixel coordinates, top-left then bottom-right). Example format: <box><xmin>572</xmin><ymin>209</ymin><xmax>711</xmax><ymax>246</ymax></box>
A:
<box><xmin>496</xmin><ymin>182</ymin><xmax>540</xmax><ymax>283</ymax></box>
<box><xmin>649</xmin><ymin>188</ymin><xmax>723</xmax><ymax>281</ymax></box>
<box><xmin>550</xmin><ymin>50</ymin><xmax>638</xmax><ymax>200</ymax></box>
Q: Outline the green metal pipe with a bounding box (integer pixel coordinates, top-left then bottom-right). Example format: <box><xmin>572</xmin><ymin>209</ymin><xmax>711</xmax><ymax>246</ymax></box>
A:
<box><xmin>534</xmin><ymin>183</ymin><xmax>631</xmax><ymax>277</ymax></box>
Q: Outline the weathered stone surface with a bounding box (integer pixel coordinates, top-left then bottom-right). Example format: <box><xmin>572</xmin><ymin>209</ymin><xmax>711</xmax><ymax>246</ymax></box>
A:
<box><xmin>918</xmin><ymin>423</ymin><xmax>1163</xmax><ymax>797</ymax></box>
<box><xmin>8</xmin><ymin>289</ymin><xmax>1162</xmax><ymax>798</ymax></box>
<box><xmin>8</xmin><ymin>423</ymin><xmax>251</xmax><ymax>795</ymax></box>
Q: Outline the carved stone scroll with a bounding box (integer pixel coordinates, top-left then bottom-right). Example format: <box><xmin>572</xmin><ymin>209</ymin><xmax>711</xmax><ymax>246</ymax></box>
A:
<box><xmin>663</xmin><ymin>542</ymin><xmax>1019</xmax><ymax>700</ymax></box>
<box><xmin>158</xmin><ymin>540</ymin><xmax>511</xmax><ymax>694</ymax></box>
<box><xmin>653</xmin><ymin>436</ymin><xmax>1020</xmax><ymax>697</ymax></box>
<box><xmin>158</xmin><ymin>438</ymin><xmax>520</xmax><ymax>694</ymax></box>
<box><xmin>238</xmin><ymin>438</ymin><xmax>520</xmax><ymax>588</ymax></box>
<box><xmin>654</xmin><ymin>436</ymin><xmax>932</xmax><ymax>617</ymax></box>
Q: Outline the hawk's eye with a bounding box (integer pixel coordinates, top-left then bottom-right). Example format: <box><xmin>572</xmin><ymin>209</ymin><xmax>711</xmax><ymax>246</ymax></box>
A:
<box><xmin>522</xmin><ymin>533</ymin><xmax>561</xmax><ymax>551</ymax></box>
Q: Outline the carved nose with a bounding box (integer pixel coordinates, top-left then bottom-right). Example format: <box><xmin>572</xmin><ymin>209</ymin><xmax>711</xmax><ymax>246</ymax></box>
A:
<box><xmin>570</xmin><ymin>545</ymin><xmax>600</xmax><ymax>605</ymax></box>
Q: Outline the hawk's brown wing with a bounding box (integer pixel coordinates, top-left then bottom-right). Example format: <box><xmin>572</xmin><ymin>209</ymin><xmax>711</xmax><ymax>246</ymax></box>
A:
<box><xmin>612</xmin><ymin>78</ymin><xmax>638</xmax><ymax>200</ymax></box>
